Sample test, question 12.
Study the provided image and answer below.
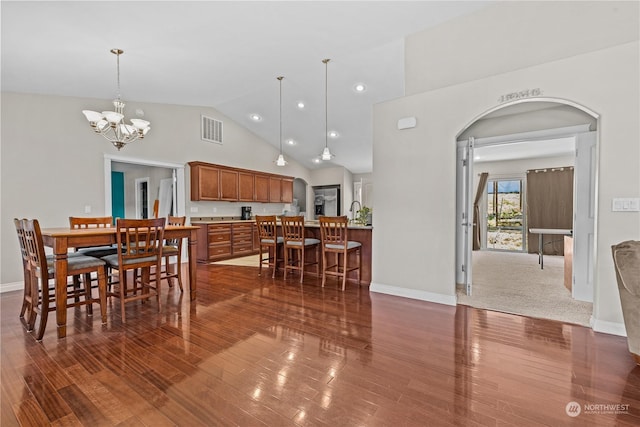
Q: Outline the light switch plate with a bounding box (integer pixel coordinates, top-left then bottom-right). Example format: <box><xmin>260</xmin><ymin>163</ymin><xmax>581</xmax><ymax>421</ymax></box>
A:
<box><xmin>612</xmin><ymin>198</ymin><xmax>640</xmax><ymax>212</ymax></box>
<box><xmin>190</xmin><ymin>206</ymin><xmax>198</xmax><ymax>213</ymax></box>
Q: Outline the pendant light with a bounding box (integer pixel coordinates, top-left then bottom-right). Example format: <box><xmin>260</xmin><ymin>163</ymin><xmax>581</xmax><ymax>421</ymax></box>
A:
<box><xmin>82</xmin><ymin>49</ymin><xmax>150</xmax><ymax>150</ymax></box>
<box><xmin>275</xmin><ymin>76</ymin><xmax>287</xmax><ymax>166</ymax></box>
<box><xmin>321</xmin><ymin>58</ymin><xmax>334</xmax><ymax>161</ymax></box>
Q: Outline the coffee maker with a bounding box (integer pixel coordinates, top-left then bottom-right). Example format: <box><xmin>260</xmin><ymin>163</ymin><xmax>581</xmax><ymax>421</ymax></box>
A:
<box><xmin>241</xmin><ymin>206</ymin><xmax>252</xmax><ymax>220</ymax></box>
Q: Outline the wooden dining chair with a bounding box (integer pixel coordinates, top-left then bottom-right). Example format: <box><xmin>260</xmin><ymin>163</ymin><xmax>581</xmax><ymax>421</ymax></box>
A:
<box><xmin>281</xmin><ymin>216</ymin><xmax>320</xmax><ymax>283</ymax></box>
<box><xmin>136</xmin><ymin>216</ymin><xmax>186</xmax><ymax>291</ymax></box>
<box><xmin>161</xmin><ymin>216</ymin><xmax>186</xmax><ymax>291</ymax></box>
<box><xmin>255</xmin><ymin>215</ymin><xmax>283</xmax><ymax>278</ymax></box>
<box><xmin>102</xmin><ymin>218</ymin><xmax>166</xmax><ymax>323</ymax></box>
<box><xmin>21</xmin><ymin>218</ymin><xmax>108</xmax><ymax>341</ymax></box>
<box><xmin>319</xmin><ymin>216</ymin><xmax>362</xmax><ymax>291</ymax></box>
<box><xmin>69</xmin><ymin>216</ymin><xmax>119</xmax><ymax>293</ymax></box>
<box><xmin>15</xmin><ymin>218</ymin><xmax>35</xmax><ymax>329</ymax></box>
<box><xmin>69</xmin><ymin>216</ymin><xmax>118</xmax><ymax>257</ymax></box>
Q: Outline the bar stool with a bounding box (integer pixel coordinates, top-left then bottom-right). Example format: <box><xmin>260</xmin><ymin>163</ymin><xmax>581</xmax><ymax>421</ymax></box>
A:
<box><xmin>319</xmin><ymin>216</ymin><xmax>361</xmax><ymax>291</ymax></box>
<box><xmin>281</xmin><ymin>216</ymin><xmax>320</xmax><ymax>283</ymax></box>
<box><xmin>160</xmin><ymin>215</ymin><xmax>186</xmax><ymax>291</ymax></box>
<box><xmin>256</xmin><ymin>215</ymin><xmax>283</xmax><ymax>278</ymax></box>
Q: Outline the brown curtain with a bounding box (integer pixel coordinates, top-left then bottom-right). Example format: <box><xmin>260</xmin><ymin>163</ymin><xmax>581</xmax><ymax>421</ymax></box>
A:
<box><xmin>473</xmin><ymin>172</ymin><xmax>489</xmax><ymax>250</ymax></box>
<box><xmin>526</xmin><ymin>167</ymin><xmax>574</xmax><ymax>255</ymax></box>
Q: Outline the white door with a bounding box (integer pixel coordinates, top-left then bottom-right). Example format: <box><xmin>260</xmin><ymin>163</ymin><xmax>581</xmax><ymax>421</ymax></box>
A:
<box><xmin>572</xmin><ymin>131</ymin><xmax>597</xmax><ymax>302</ymax></box>
<box><xmin>158</xmin><ymin>178</ymin><xmax>174</xmax><ymax>219</ymax></box>
<box><xmin>455</xmin><ymin>138</ymin><xmax>475</xmax><ymax>295</ymax></box>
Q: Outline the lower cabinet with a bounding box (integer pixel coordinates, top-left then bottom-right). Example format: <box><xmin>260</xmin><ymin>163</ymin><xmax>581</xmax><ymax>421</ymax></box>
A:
<box><xmin>196</xmin><ymin>222</ymin><xmax>259</xmax><ymax>262</ymax></box>
<box><xmin>232</xmin><ymin>223</ymin><xmax>254</xmax><ymax>256</ymax></box>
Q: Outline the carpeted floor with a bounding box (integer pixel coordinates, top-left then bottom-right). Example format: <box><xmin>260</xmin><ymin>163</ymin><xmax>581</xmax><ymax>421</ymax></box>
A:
<box><xmin>457</xmin><ymin>250</ymin><xmax>593</xmax><ymax>326</ymax></box>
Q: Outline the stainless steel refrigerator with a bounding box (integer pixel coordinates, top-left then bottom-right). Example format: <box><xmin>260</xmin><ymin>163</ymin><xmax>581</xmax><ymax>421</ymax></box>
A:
<box><xmin>313</xmin><ymin>185</ymin><xmax>340</xmax><ymax>219</ymax></box>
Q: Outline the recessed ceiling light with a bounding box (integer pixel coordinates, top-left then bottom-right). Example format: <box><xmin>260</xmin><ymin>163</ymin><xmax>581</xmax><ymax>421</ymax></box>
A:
<box><xmin>287</xmin><ymin>139</ymin><xmax>297</xmax><ymax>146</ymax></box>
<box><xmin>297</xmin><ymin>102</ymin><xmax>305</xmax><ymax>109</ymax></box>
<box><xmin>250</xmin><ymin>114</ymin><xmax>262</xmax><ymax>121</ymax></box>
<box><xmin>313</xmin><ymin>158</ymin><xmax>321</xmax><ymax>164</ymax></box>
<box><xmin>328</xmin><ymin>131</ymin><xmax>339</xmax><ymax>138</ymax></box>
<box><xmin>354</xmin><ymin>83</ymin><xmax>366</xmax><ymax>92</ymax></box>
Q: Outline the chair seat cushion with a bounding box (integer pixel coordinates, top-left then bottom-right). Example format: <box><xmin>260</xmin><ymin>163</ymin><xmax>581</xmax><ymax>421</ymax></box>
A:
<box><xmin>162</xmin><ymin>245</ymin><xmax>179</xmax><ymax>255</ymax></box>
<box><xmin>78</xmin><ymin>245</ymin><xmax>119</xmax><ymax>258</ymax></box>
<box><xmin>261</xmin><ymin>237</ymin><xmax>284</xmax><ymax>244</ymax></box>
<box><xmin>287</xmin><ymin>238</ymin><xmax>320</xmax><ymax>247</ymax></box>
<box><xmin>102</xmin><ymin>254</ymin><xmax>159</xmax><ymax>268</ymax></box>
<box><xmin>326</xmin><ymin>241</ymin><xmax>361</xmax><ymax>250</ymax></box>
<box><xmin>45</xmin><ymin>254</ymin><xmax>106</xmax><ymax>275</ymax></box>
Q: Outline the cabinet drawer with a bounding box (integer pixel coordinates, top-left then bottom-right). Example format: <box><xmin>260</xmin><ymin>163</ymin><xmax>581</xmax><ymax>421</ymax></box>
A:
<box><xmin>209</xmin><ymin>245</ymin><xmax>232</xmax><ymax>258</ymax></box>
<box><xmin>233</xmin><ymin>223</ymin><xmax>253</xmax><ymax>232</ymax></box>
<box><xmin>233</xmin><ymin>240</ymin><xmax>253</xmax><ymax>249</ymax></box>
<box><xmin>233</xmin><ymin>237</ymin><xmax>253</xmax><ymax>247</ymax></box>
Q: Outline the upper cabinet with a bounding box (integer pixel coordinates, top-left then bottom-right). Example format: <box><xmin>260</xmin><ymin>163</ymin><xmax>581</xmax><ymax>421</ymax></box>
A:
<box><xmin>281</xmin><ymin>178</ymin><xmax>293</xmax><ymax>203</ymax></box>
<box><xmin>238</xmin><ymin>172</ymin><xmax>255</xmax><ymax>202</ymax></box>
<box><xmin>189</xmin><ymin>161</ymin><xmax>294</xmax><ymax>203</ymax></box>
<box><xmin>254</xmin><ymin>174</ymin><xmax>270</xmax><ymax>202</ymax></box>
<box><xmin>190</xmin><ymin>162</ymin><xmax>220</xmax><ymax>201</ymax></box>
<box><xmin>219</xmin><ymin>169</ymin><xmax>239</xmax><ymax>200</ymax></box>
<box><xmin>269</xmin><ymin>177</ymin><xmax>282</xmax><ymax>203</ymax></box>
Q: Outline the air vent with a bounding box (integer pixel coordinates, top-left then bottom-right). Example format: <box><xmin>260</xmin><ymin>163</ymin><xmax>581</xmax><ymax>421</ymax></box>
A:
<box><xmin>201</xmin><ymin>115</ymin><xmax>223</xmax><ymax>144</ymax></box>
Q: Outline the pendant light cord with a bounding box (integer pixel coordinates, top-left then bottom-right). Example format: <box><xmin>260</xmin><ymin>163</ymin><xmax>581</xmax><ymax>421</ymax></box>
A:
<box><xmin>278</xmin><ymin>76</ymin><xmax>284</xmax><ymax>155</ymax></box>
<box><xmin>323</xmin><ymin>59</ymin><xmax>330</xmax><ymax>150</ymax></box>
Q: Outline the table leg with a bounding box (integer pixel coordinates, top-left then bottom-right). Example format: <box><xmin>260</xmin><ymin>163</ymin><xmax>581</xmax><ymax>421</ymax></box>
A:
<box><xmin>188</xmin><ymin>229</ymin><xmax>197</xmax><ymax>301</ymax></box>
<box><xmin>54</xmin><ymin>240</ymin><xmax>69</xmax><ymax>338</ymax></box>
<box><xmin>539</xmin><ymin>233</ymin><xmax>544</xmax><ymax>270</ymax></box>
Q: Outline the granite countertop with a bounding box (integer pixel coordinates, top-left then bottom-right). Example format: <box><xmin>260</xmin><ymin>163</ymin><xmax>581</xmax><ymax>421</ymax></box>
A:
<box><xmin>190</xmin><ymin>217</ymin><xmax>372</xmax><ymax>230</ymax></box>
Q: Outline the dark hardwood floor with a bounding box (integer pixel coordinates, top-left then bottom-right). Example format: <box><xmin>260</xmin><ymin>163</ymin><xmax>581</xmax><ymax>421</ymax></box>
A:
<box><xmin>2</xmin><ymin>263</ymin><xmax>640</xmax><ymax>426</ymax></box>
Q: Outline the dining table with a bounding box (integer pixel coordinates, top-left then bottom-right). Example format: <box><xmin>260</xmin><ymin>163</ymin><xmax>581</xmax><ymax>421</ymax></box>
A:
<box><xmin>40</xmin><ymin>224</ymin><xmax>199</xmax><ymax>338</ymax></box>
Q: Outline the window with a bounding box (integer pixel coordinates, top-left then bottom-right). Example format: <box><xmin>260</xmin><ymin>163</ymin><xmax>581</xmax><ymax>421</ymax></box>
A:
<box><xmin>486</xmin><ymin>179</ymin><xmax>524</xmax><ymax>251</ymax></box>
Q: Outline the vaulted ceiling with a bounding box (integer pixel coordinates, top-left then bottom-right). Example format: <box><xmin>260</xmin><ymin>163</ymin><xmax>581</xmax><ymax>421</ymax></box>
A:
<box><xmin>1</xmin><ymin>1</ymin><xmax>490</xmax><ymax>173</ymax></box>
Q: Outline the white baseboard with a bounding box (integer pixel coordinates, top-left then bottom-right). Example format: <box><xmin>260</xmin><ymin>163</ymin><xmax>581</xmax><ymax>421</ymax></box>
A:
<box><xmin>591</xmin><ymin>317</ymin><xmax>627</xmax><ymax>337</ymax></box>
<box><xmin>369</xmin><ymin>282</ymin><xmax>457</xmax><ymax>306</ymax></box>
<box><xmin>1</xmin><ymin>281</ymin><xmax>23</xmax><ymax>294</ymax></box>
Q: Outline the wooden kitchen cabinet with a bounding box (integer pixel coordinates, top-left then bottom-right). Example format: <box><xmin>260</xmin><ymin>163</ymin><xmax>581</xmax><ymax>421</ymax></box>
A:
<box><xmin>190</xmin><ymin>163</ymin><xmax>220</xmax><ymax>201</ymax></box>
<box><xmin>196</xmin><ymin>221</ymin><xmax>260</xmax><ymax>262</ymax></box>
<box><xmin>281</xmin><ymin>178</ymin><xmax>293</xmax><ymax>203</ymax></box>
<box><xmin>196</xmin><ymin>223</ymin><xmax>232</xmax><ymax>261</ymax></box>
<box><xmin>254</xmin><ymin>174</ymin><xmax>270</xmax><ymax>202</ymax></box>
<box><xmin>269</xmin><ymin>177</ymin><xmax>282</xmax><ymax>203</ymax></box>
<box><xmin>219</xmin><ymin>169</ymin><xmax>238</xmax><ymax>200</ymax></box>
<box><xmin>238</xmin><ymin>172</ymin><xmax>255</xmax><ymax>201</ymax></box>
<box><xmin>232</xmin><ymin>223</ymin><xmax>254</xmax><ymax>256</ymax></box>
<box><xmin>189</xmin><ymin>161</ymin><xmax>293</xmax><ymax>203</ymax></box>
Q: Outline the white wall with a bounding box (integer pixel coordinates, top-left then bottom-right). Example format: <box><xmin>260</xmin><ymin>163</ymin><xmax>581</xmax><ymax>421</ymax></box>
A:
<box><xmin>0</xmin><ymin>92</ymin><xmax>312</xmax><ymax>287</ymax></box>
<box><xmin>372</xmin><ymin>1</ymin><xmax>639</xmax><ymax>334</ymax></box>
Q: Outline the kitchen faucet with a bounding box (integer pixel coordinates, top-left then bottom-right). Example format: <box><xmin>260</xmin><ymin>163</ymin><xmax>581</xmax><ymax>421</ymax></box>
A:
<box><xmin>349</xmin><ymin>200</ymin><xmax>362</xmax><ymax>221</ymax></box>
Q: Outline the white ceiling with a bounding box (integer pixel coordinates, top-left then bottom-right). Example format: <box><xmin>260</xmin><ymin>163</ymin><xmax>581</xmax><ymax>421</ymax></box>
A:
<box><xmin>1</xmin><ymin>1</ymin><xmax>490</xmax><ymax>174</ymax></box>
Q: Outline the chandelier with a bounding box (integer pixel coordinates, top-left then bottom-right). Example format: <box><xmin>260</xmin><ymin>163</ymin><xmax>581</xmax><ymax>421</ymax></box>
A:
<box><xmin>275</xmin><ymin>76</ymin><xmax>287</xmax><ymax>166</ymax></box>
<box><xmin>82</xmin><ymin>49</ymin><xmax>150</xmax><ymax>150</ymax></box>
<box><xmin>320</xmin><ymin>58</ymin><xmax>334</xmax><ymax>161</ymax></box>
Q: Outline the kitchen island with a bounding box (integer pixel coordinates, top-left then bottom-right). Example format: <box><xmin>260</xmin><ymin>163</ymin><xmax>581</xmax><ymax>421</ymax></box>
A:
<box><xmin>191</xmin><ymin>217</ymin><xmax>372</xmax><ymax>285</ymax></box>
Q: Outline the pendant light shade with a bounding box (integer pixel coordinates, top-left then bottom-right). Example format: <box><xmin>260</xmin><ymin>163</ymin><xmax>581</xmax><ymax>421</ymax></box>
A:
<box><xmin>275</xmin><ymin>76</ymin><xmax>287</xmax><ymax>166</ymax></box>
<box><xmin>320</xmin><ymin>58</ymin><xmax>334</xmax><ymax>161</ymax></box>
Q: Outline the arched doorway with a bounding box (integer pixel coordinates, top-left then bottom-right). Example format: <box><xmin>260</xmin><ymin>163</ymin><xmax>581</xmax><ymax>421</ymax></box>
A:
<box><xmin>455</xmin><ymin>98</ymin><xmax>599</xmax><ymax>324</ymax></box>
